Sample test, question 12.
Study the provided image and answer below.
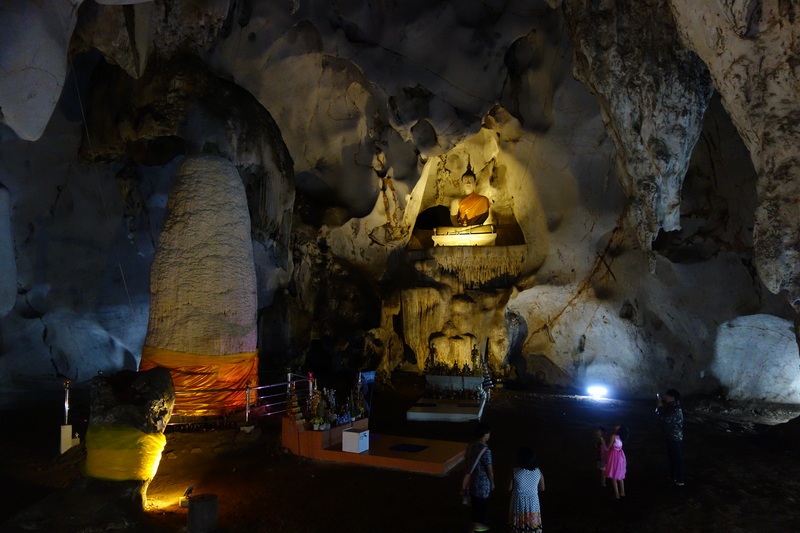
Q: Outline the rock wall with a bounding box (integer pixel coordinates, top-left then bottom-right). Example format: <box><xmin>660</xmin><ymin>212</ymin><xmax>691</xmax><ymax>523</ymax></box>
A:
<box><xmin>0</xmin><ymin>185</ymin><xmax>15</xmax><ymax>317</ymax></box>
<box><xmin>667</xmin><ymin>0</ymin><xmax>800</xmax><ymax>314</ymax></box>
<box><xmin>712</xmin><ymin>314</ymin><xmax>800</xmax><ymax>403</ymax></box>
<box><xmin>560</xmin><ymin>0</ymin><xmax>715</xmax><ymax>266</ymax></box>
<box><xmin>0</xmin><ymin>0</ymin><xmax>798</xmax><ymax>408</ymax></box>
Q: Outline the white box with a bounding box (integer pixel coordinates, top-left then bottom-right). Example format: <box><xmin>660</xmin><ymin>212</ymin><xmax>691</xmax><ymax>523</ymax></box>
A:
<box><xmin>342</xmin><ymin>428</ymin><xmax>369</xmax><ymax>453</ymax></box>
<box><xmin>60</xmin><ymin>424</ymin><xmax>78</xmax><ymax>454</ymax></box>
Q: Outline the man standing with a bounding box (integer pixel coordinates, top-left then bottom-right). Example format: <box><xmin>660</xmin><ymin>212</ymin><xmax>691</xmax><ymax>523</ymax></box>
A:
<box><xmin>656</xmin><ymin>388</ymin><xmax>685</xmax><ymax>486</ymax></box>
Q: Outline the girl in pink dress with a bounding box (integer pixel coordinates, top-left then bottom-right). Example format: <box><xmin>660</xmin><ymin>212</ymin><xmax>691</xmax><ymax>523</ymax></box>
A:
<box><xmin>604</xmin><ymin>425</ymin><xmax>629</xmax><ymax>499</ymax></box>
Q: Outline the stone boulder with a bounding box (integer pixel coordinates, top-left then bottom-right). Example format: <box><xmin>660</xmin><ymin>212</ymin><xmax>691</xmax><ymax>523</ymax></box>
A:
<box><xmin>3</xmin><ymin>367</ymin><xmax>174</xmax><ymax>532</ymax></box>
<box><xmin>711</xmin><ymin>314</ymin><xmax>800</xmax><ymax>404</ymax></box>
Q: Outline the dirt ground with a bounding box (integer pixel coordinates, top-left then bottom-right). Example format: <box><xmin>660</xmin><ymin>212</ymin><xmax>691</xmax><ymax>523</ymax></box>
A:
<box><xmin>3</xmin><ymin>372</ymin><xmax>800</xmax><ymax>533</ymax></box>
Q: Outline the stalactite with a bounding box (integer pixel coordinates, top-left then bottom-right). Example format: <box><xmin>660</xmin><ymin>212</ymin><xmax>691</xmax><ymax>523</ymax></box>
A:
<box><xmin>430</xmin><ymin>245</ymin><xmax>527</xmax><ymax>286</ymax></box>
<box><xmin>401</xmin><ymin>286</ymin><xmax>448</xmax><ymax>366</ymax></box>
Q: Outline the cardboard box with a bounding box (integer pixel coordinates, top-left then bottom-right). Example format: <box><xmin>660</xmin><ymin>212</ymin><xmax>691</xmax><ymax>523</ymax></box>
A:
<box><xmin>342</xmin><ymin>428</ymin><xmax>369</xmax><ymax>453</ymax></box>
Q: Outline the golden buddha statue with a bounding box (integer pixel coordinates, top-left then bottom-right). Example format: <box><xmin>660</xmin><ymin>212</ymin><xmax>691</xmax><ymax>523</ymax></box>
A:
<box><xmin>429</xmin><ymin>164</ymin><xmax>496</xmax><ymax>246</ymax></box>
<box><xmin>450</xmin><ymin>166</ymin><xmax>491</xmax><ymax>226</ymax></box>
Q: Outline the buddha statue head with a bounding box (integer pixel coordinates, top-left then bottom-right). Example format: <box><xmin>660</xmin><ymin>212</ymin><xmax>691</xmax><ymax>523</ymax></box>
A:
<box><xmin>461</xmin><ymin>165</ymin><xmax>477</xmax><ymax>196</ymax></box>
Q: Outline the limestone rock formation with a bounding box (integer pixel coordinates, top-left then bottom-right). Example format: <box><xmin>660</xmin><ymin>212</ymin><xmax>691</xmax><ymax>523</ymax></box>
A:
<box><xmin>668</xmin><ymin>1</ymin><xmax>800</xmax><ymax>313</ymax></box>
<box><xmin>560</xmin><ymin>0</ymin><xmax>715</xmax><ymax>266</ymax></box>
<box><xmin>79</xmin><ymin>54</ymin><xmax>295</xmax><ymax>308</ymax></box>
<box><xmin>1</xmin><ymin>0</ymin><xmax>799</xmax><ymax>411</ymax></box>
<box><xmin>0</xmin><ymin>1</ymin><xmax>82</xmax><ymax>141</ymax></box>
<box><xmin>712</xmin><ymin>314</ymin><xmax>800</xmax><ymax>403</ymax></box>
<box><xmin>145</xmin><ymin>155</ymin><xmax>256</xmax><ymax>355</ymax></box>
<box><xmin>140</xmin><ymin>155</ymin><xmax>258</xmax><ymax>417</ymax></box>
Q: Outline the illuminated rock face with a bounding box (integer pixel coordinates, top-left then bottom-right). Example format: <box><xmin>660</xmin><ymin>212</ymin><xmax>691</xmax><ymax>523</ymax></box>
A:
<box><xmin>668</xmin><ymin>1</ymin><xmax>800</xmax><ymax>312</ymax></box>
<box><xmin>146</xmin><ymin>155</ymin><xmax>257</xmax><ymax>355</ymax></box>
<box><xmin>712</xmin><ymin>315</ymin><xmax>800</xmax><ymax>404</ymax></box>
<box><xmin>561</xmin><ymin>0</ymin><xmax>715</xmax><ymax>266</ymax></box>
<box><xmin>2</xmin><ymin>1</ymin><xmax>800</xmax><ymax>408</ymax></box>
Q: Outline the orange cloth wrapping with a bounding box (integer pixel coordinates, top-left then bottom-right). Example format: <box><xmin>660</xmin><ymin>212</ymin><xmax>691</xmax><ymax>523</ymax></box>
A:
<box><xmin>84</xmin><ymin>424</ymin><xmax>166</xmax><ymax>481</ymax></box>
<box><xmin>457</xmin><ymin>193</ymin><xmax>490</xmax><ymax>226</ymax></box>
<box><xmin>140</xmin><ymin>346</ymin><xmax>258</xmax><ymax>416</ymax></box>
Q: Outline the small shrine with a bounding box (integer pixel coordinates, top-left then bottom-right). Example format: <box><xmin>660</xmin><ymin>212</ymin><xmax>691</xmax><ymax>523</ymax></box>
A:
<box><xmin>280</xmin><ymin>372</ymin><xmax>465</xmax><ymax>474</ymax></box>
<box><xmin>406</xmin><ymin>343</ymin><xmax>492</xmax><ymax>422</ymax></box>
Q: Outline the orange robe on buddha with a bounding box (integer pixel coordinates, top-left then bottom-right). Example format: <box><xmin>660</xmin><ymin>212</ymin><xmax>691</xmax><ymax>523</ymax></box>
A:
<box><xmin>457</xmin><ymin>193</ymin><xmax>490</xmax><ymax>226</ymax></box>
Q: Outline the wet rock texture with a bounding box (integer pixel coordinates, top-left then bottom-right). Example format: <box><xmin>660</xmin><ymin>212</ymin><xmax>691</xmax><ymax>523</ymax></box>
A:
<box><xmin>0</xmin><ymin>1</ymin><xmax>799</xmax><ymax>408</ymax></box>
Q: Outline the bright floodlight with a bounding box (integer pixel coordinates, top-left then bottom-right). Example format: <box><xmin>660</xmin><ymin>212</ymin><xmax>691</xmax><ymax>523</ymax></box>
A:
<box><xmin>587</xmin><ymin>386</ymin><xmax>608</xmax><ymax>399</ymax></box>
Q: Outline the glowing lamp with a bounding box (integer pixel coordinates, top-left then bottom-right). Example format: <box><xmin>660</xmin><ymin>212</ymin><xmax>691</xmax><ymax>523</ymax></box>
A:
<box><xmin>587</xmin><ymin>386</ymin><xmax>608</xmax><ymax>399</ymax></box>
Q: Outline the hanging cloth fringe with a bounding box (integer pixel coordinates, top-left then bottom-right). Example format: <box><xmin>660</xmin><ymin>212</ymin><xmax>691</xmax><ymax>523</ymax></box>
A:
<box><xmin>139</xmin><ymin>346</ymin><xmax>259</xmax><ymax>416</ymax></box>
<box><xmin>84</xmin><ymin>424</ymin><xmax>166</xmax><ymax>481</ymax></box>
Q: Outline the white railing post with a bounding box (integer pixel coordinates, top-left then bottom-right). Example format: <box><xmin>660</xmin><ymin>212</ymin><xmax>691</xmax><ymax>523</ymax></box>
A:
<box><xmin>63</xmin><ymin>379</ymin><xmax>70</xmax><ymax>425</ymax></box>
<box><xmin>245</xmin><ymin>381</ymin><xmax>251</xmax><ymax>423</ymax></box>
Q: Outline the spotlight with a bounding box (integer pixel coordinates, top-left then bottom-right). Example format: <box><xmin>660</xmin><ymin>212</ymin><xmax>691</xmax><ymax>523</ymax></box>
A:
<box><xmin>587</xmin><ymin>386</ymin><xmax>608</xmax><ymax>399</ymax></box>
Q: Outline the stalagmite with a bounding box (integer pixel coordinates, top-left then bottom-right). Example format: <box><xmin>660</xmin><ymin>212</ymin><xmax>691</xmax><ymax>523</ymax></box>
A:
<box><xmin>139</xmin><ymin>155</ymin><xmax>258</xmax><ymax>416</ymax></box>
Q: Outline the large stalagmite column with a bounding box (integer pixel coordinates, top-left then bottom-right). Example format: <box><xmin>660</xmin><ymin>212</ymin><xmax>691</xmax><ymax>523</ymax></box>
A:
<box><xmin>139</xmin><ymin>155</ymin><xmax>258</xmax><ymax>416</ymax></box>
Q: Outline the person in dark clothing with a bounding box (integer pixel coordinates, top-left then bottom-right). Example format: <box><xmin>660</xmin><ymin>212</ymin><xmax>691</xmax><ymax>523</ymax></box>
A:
<box><xmin>656</xmin><ymin>388</ymin><xmax>685</xmax><ymax>486</ymax></box>
<box><xmin>464</xmin><ymin>422</ymin><xmax>494</xmax><ymax>532</ymax></box>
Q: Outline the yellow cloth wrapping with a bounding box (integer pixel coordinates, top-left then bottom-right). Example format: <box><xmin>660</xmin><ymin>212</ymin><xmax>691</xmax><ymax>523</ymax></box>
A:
<box><xmin>139</xmin><ymin>346</ymin><xmax>258</xmax><ymax>416</ymax></box>
<box><xmin>84</xmin><ymin>424</ymin><xmax>166</xmax><ymax>481</ymax></box>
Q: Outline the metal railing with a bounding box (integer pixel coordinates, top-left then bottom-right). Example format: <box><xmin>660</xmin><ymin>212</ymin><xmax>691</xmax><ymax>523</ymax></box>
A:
<box><xmin>169</xmin><ymin>371</ymin><xmax>314</xmax><ymax>425</ymax></box>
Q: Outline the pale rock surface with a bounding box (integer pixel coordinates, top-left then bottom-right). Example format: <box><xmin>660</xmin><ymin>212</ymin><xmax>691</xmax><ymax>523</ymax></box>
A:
<box><xmin>560</xmin><ymin>0</ymin><xmax>715</xmax><ymax>265</ymax></box>
<box><xmin>0</xmin><ymin>1</ymin><xmax>83</xmax><ymax>141</ymax></box>
<box><xmin>508</xmin><ymin>233</ymin><xmax>778</xmax><ymax>395</ymax></box>
<box><xmin>668</xmin><ymin>0</ymin><xmax>800</xmax><ymax>312</ymax></box>
<box><xmin>712</xmin><ymin>315</ymin><xmax>800</xmax><ymax>403</ymax></box>
<box><xmin>145</xmin><ymin>155</ymin><xmax>257</xmax><ymax>355</ymax></box>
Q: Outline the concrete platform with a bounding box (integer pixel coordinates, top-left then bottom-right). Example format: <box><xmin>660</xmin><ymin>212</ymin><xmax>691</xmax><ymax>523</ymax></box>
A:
<box><xmin>406</xmin><ymin>397</ymin><xmax>486</xmax><ymax>422</ymax></box>
<box><xmin>281</xmin><ymin>417</ymin><xmax>465</xmax><ymax>474</ymax></box>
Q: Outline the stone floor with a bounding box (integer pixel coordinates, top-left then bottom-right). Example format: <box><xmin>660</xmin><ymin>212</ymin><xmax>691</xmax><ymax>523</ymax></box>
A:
<box><xmin>3</xmin><ymin>372</ymin><xmax>800</xmax><ymax>532</ymax></box>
